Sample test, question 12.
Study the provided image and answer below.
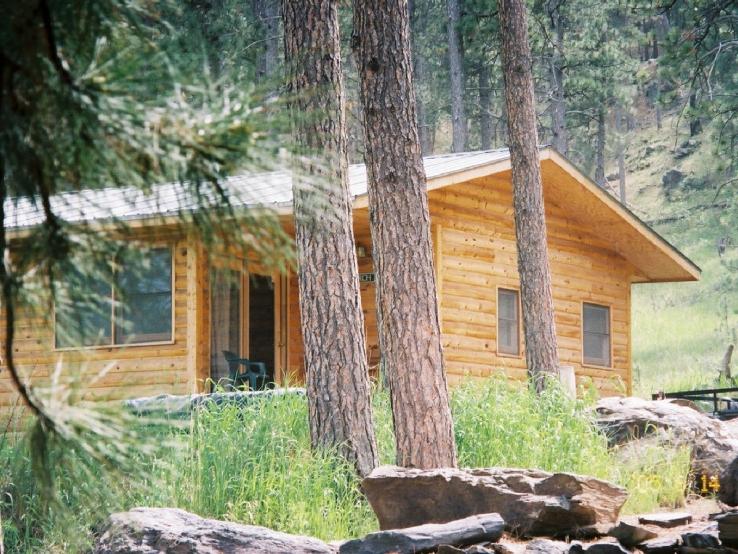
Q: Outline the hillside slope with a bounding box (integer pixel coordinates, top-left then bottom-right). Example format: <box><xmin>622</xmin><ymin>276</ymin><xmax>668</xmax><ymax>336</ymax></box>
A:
<box><xmin>617</xmin><ymin>114</ymin><xmax>738</xmax><ymax>395</ymax></box>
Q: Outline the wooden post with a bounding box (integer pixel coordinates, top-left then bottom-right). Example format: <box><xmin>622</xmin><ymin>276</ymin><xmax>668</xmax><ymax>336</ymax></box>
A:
<box><xmin>186</xmin><ymin>234</ymin><xmax>209</xmax><ymax>393</ymax></box>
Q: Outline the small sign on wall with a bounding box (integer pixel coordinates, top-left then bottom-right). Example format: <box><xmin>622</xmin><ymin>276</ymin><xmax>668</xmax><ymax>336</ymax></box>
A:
<box><xmin>360</xmin><ymin>273</ymin><xmax>375</xmax><ymax>283</ymax></box>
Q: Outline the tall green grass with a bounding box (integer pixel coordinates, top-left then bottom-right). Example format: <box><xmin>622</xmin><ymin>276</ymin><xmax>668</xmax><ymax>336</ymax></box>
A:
<box><xmin>1</xmin><ymin>380</ymin><xmax>692</xmax><ymax>553</ymax></box>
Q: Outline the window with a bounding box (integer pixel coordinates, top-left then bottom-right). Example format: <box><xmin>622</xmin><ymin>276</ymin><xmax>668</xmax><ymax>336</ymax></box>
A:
<box><xmin>497</xmin><ymin>288</ymin><xmax>520</xmax><ymax>356</ymax></box>
<box><xmin>583</xmin><ymin>303</ymin><xmax>611</xmax><ymax>367</ymax></box>
<box><xmin>55</xmin><ymin>246</ymin><xmax>173</xmax><ymax>348</ymax></box>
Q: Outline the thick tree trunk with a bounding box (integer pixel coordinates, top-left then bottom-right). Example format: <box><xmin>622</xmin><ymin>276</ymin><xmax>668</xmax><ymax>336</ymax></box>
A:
<box><xmin>447</xmin><ymin>0</ymin><xmax>467</xmax><ymax>152</ymax></box>
<box><xmin>479</xmin><ymin>64</ymin><xmax>493</xmax><ymax>150</ymax></box>
<box><xmin>545</xmin><ymin>0</ymin><xmax>567</xmax><ymax>155</ymax></box>
<box><xmin>689</xmin><ymin>92</ymin><xmax>702</xmax><ymax>136</ymax></box>
<box><xmin>254</xmin><ymin>0</ymin><xmax>280</xmax><ymax>80</ymax></box>
<box><xmin>595</xmin><ymin>108</ymin><xmax>606</xmax><ymax>187</ymax></box>
<box><xmin>352</xmin><ymin>0</ymin><xmax>457</xmax><ymax>469</ymax></box>
<box><xmin>282</xmin><ymin>0</ymin><xmax>378</xmax><ymax>477</ymax></box>
<box><xmin>498</xmin><ymin>0</ymin><xmax>560</xmax><ymax>393</ymax></box>
<box><xmin>409</xmin><ymin>0</ymin><xmax>434</xmax><ymax>154</ymax></box>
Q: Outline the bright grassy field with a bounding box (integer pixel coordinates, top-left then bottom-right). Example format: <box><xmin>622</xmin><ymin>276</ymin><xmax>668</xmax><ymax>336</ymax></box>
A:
<box><xmin>626</xmin><ymin>119</ymin><xmax>738</xmax><ymax>395</ymax></box>
<box><xmin>1</xmin><ymin>380</ymin><xmax>690</xmax><ymax>553</ymax></box>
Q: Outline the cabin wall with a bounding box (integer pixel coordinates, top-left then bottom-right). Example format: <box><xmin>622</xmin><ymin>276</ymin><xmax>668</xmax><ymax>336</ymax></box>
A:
<box><xmin>287</xmin><ymin>174</ymin><xmax>634</xmax><ymax>396</ymax></box>
<box><xmin>430</xmin><ymin>175</ymin><xmax>633</xmax><ymax>395</ymax></box>
<box><xmin>0</xmin><ymin>234</ymin><xmax>195</xmax><ymax>427</ymax></box>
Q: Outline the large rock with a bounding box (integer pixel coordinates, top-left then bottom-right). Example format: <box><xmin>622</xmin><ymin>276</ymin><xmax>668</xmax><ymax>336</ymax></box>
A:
<box><xmin>338</xmin><ymin>513</ymin><xmax>504</xmax><ymax>554</ymax></box>
<box><xmin>594</xmin><ymin>396</ymin><xmax>738</xmax><ymax>504</ymax></box>
<box><xmin>361</xmin><ymin>466</ymin><xmax>627</xmax><ymax>538</ymax></box>
<box><xmin>94</xmin><ymin>507</ymin><xmax>334</xmax><ymax>553</ymax></box>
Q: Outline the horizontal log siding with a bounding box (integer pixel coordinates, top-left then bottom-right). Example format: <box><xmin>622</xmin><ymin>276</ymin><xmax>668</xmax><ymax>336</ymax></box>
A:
<box><xmin>431</xmin><ymin>177</ymin><xmax>632</xmax><ymax>396</ymax></box>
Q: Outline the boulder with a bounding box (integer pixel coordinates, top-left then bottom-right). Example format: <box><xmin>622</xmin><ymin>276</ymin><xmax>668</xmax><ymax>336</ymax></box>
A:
<box><xmin>93</xmin><ymin>507</ymin><xmax>334</xmax><ymax>554</ymax></box>
<box><xmin>607</xmin><ymin>520</ymin><xmax>658</xmax><ymax>547</ymax></box>
<box><xmin>361</xmin><ymin>466</ymin><xmax>627</xmax><ymax>538</ymax></box>
<box><xmin>338</xmin><ymin>513</ymin><xmax>504</xmax><ymax>554</ymax></box>
<box><xmin>662</xmin><ymin>169</ymin><xmax>685</xmax><ymax>187</ymax></box>
<box><xmin>716</xmin><ymin>511</ymin><xmax>738</xmax><ymax>547</ymax></box>
<box><xmin>681</xmin><ymin>522</ymin><xmax>719</xmax><ymax>549</ymax></box>
<box><xmin>576</xmin><ymin>541</ymin><xmax>629</xmax><ymax>553</ymax></box>
<box><xmin>594</xmin><ymin>396</ymin><xmax>738</xmax><ymax>502</ymax></box>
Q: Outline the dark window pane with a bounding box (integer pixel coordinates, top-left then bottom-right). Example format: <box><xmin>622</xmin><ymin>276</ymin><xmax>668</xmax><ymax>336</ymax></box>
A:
<box><xmin>55</xmin><ymin>269</ymin><xmax>113</xmax><ymax>348</ymax></box>
<box><xmin>115</xmin><ymin>248</ymin><xmax>173</xmax><ymax>344</ymax></box>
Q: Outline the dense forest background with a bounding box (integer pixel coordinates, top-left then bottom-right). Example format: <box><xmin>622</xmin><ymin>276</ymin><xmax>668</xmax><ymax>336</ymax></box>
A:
<box><xmin>178</xmin><ymin>0</ymin><xmax>736</xmax><ymax>391</ymax></box>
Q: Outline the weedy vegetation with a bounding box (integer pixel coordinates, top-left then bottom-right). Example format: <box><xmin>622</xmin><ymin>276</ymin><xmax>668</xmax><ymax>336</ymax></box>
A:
<box><xmin>1</xmin><ymin>378</ymin><xmax>691</xmax><ymax>553</ymax></box>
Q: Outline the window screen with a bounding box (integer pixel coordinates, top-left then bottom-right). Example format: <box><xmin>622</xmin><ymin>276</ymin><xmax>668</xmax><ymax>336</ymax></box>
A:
<box><xmin>583</xmin><ymin>303</ymin><xmax>611</xmax><ymax>366</ymax></box>
<box><xmin>498</xmin><ymin>288</ymin><xmax>520</xmax><ymax>355</ymax></box>
<box><xmin>115</xmin><ymin>248</ymin><xmax>173</xmax><ymax>344</ymax></box>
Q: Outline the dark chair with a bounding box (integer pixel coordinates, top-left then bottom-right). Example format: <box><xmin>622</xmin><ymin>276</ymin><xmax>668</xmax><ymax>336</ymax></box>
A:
<box><xmin>222</xmin><ymin>350</ymin><xmax>268</xmax><ymax>390</ymax></box>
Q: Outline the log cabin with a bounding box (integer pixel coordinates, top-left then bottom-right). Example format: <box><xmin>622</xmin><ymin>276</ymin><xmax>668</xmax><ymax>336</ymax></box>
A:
<box><xmin>0</xmin><ymin>147</ymin><xmax>700</xmax><ymax>423</ymax></box>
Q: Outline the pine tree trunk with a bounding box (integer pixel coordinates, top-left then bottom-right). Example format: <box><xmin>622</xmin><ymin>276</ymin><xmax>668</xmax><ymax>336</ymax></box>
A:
<box><xmin>254</xmin><ymin>0</ymin><xmax>280</xmax><ymax>79</ymax></box>
<box><xmin>282</xmin><ymin>0</ymin><xmax>378</xmax><ymax>477</ymax></box>
<box><xmin>498</xmin><ymin>0</ymin><xmax>560</xmax><ymax>393</ymax></box>
<box><xmin>352</xmin><ymin>0</ymin><xmax>457</xmax><ymax>469</ymax></box>
<box><xmin>545</xmin><ymin>0</ymin><xmax>567</xmax><ymax>155</ymax></box>
<box><xmin>595</xmin><ymin>108</ymin><xmax>606</xmax><ymax>187</ymax></box>
<box><xmin>447</xmin><ymin>0</ymin><xmax>467</xmax><ymax>152</ymax></box>
<box><xmin>479</xmin><ymin>64</ymin><xmax>493</xmax><ymax>150</ymax></box>
<box><xmin>409</xmin><ymin>0</ymin><xmax>434</xmax><ymax>154</ymax></box>
<box><xmin>615</xmin><ymin>106</ymin><xmax>627</xmax><ymax>204</ymax></box>
<box><xmin>689</xmin><ymin>92</ymin><xmax>702</xmax><ymax>136</ymax></box>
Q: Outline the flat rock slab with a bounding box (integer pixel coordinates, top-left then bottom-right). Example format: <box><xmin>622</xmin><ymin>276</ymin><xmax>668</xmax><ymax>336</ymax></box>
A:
<box><xmin>338</xmin><ymin>513</ymin><xmax>504</xmax><ymax>554</ymax></box>
<box><xmin>524</xmin><ymin>539</ymin><xmax>571</xmax><ymax>553</ymax></box>
<box><xmin>94</xmin><ymin>507</ymin><xmax>334</xmax><ymax>554</ymax></box>
<box><xmin>607</xmin><ymin>520</ymin><xmax>658</xmax><ymax>547</ymax></box>
<box><xmin>638</xmin><ymin>536</ymin><xmax>680</xmax><ymax>553</ymax></box>
<box><xmin>125</xmin><ymin>388</ymin><xmax>306</xmax><ymax>417</ymax></box>
<box><xmin>638</xmin><ymin>512</ymin><xmax>693</xmax><ymax>528</ymax></box>
<box><xmin>362</xmin><ymin>465</ymin><xmax>627</xmax><ymax>538</ymax></box>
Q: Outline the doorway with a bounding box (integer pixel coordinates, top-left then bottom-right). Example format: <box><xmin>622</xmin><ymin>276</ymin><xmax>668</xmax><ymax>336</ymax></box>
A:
<box><xmin>209</xmin><ymin>267</ymin><xmax>283</xmax><ymax>388</ymax></box>
<box><xmin>247</xmin><ymin>274</ymin><xmax>275</xmax><ymax>384</ymax></box>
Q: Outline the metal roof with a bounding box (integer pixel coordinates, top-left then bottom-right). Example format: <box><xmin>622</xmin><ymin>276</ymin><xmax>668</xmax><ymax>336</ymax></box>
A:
<box><xmin>5</xmin><ymin>149</ymin><xmax>512</xmax><ymax>230</ymax></box>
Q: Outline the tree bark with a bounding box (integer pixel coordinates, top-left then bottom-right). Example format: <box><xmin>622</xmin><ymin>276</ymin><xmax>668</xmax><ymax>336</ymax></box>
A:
<box><xmin>409</xmin><ymin>0</ymin><xmax>434</xmax><ymax>154</ymax></box>
<box><xmin>254</xmin><ymin>0</ymin><xmax>281</xmax><ymax>80</ymax></box>
<box><xmin>615</xmin><ymin>106</ymin><xmax>627</xmax><ymax>204</ymax></box>
<box><xmin>689</xmin><ymin>92</ymin><xmax>702</xmax><ymax>136</ymax></box>
<box><xmin>447</xmin><ymin>0</ymin><xmax>467</xmax><ymax>152</ymax></box>
<box><xmin>545</xmin><ymin>0</ymin><xmax>567</xmax><ymax>155</ymax></box>
<box><xmin>479</xmin><ymin>64</ymin><xmax>493</xmax><ymax>150</ymax></box>
<box><xmin>595</xmin><ymin>107</ymin><xmax>606</xmax><ymax>187</ymax></box>
<box><xmin>352</xmin><ymin>0</ymin><xmax>457</xmax><ymax>469</ymax></box>
<box><xmin>498</xmin><ymin>0</ymin><xmax>560</xmax><ymax>393</ymax></box>
<box><xmin>282</xmin><ymin>0</ymin><xmax>378</xmax><ymax>477</ymax></box>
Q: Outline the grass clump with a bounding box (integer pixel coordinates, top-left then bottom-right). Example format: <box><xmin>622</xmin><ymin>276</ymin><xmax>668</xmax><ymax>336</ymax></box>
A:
<box><xmin>452</xmin><ymin>379</ymin><xmax>612</xmax><ymax>478</ymax></box>
<box><xmin>1</xmin><ymin>379</ymin><xmax>693</xmax><ymax>552</ymax></box>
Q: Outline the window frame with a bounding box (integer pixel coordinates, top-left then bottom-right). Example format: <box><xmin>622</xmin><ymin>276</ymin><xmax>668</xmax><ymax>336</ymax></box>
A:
<box><xmin>581</xmin><ymin>301</ymin><xmax>612</xmax><ymax>368</ymax></box>
<box><xmin>496</xmin><ymin>286</ymin><xmax>522</xmax><ymax>358</ymax></box>
<box><xmin>53</xmin><ymin>244</ymin><xmax>176</xmax><ymax>351</ymax></box>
